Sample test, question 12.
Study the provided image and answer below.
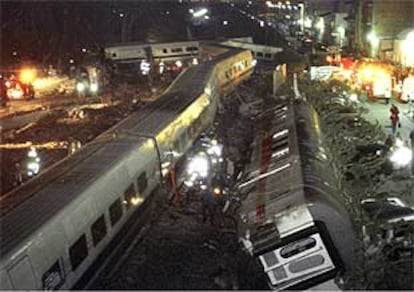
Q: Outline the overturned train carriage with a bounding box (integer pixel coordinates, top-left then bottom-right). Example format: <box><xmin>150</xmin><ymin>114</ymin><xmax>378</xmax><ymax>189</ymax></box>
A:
<box><xmin>237</xmin><ymin>100</ymin><xmax>355</xmax><ymax>291</ymax></box>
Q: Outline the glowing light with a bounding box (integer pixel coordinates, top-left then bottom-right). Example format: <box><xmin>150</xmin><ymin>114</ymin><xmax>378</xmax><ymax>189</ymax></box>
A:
<box><xmin>187</xmin><ymin>154</ymin><xmax>209</xmax><ymax>178</ymax></box>
<box><xmin>28</xmin><ymin>147</ymin><xmax>38</xmax><ymax>158</ymax></box>
<box><xmin>0</xmin><ymin>141</ymin><xmax>68</xmax><ymax>149</ymax></box>
<box><xmin>140</xmin><ymin>60</ymin><xmax>151</xmax><ymax>75</ymax></box>
<box><xmin>19</xmin><ymin>69</ymin><xmax>37</xmax><ymax>84</ymax></box>
<box><xmin>27</xmin><ymin>161</ymin><xmax>40</xmax><ymax>176</ymax></box>
<box><xmin>131</xmin><ymin>197</ymin><xmax>144</xmax><ymax>205</ymax></box>
<box><xmin>207</xmin><ymin>144</ymin><xmax>222</xmax><ymax>157</ymax></box>
<box><xmin>175</xmin><ymin>60</ymin><xmax>183</xmax><ymax>68</ymax></box>
<box><xmin>367</xmin><ymin>31</ymin><xmax>379</xmax><ymax>46</ymax></box>
<box><xmin>390</xmin><ymin>146</ymin><xmax>412</xmax><ymax>168</ymax></box>
<box><xmin>192</xmin><ymin>8</ymin><xmax>208</xmax><ymax>18</ymax></box>
<box><xmin>90</xmin><ymin>83</ymin><xmax>98</xmax><ymax>92</ymax></box>
<box><xmin>76</xmin><ymin>82</ymin><xmax>85</xmax><ymax>92</ymax></box>
<box><xmin>192</xmin><ymin>58</ymin><xmax>198</xmax><ymax>65</ymax></box>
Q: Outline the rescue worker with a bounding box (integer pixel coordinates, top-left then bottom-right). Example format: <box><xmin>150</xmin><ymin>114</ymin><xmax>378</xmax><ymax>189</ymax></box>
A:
<box><xmin>200</xmin><ymin>185</ymin><xmax>216</xmax><ymax>225</ymax></box>
<box><xmin>390</xmin><ymin>104</ymin><xmax>400</xmax><ymax>134</ymax></box>
<box><xmin>384</xmin><ymin>134</ymin><xmax>394</xmax><ymax>152</ymax></box>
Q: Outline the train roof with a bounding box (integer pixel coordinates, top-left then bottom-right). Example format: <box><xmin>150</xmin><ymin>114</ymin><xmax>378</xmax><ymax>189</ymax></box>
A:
<box><xmin>0</xmin><ymin>136</ymin><xmax>148</xmax><ymax>258</ymax></box>
<box><xmin>104</xmin><ymin>40</ymin><xmax>200</xmax><ymax>51</ymax></box>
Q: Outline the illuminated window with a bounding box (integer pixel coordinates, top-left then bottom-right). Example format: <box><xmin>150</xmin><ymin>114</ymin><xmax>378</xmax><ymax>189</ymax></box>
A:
<box><xmin>272</xmin><ymin>129</ymin><xmax>289</xmax><ymax>140</ymax></box>
<box><xmin>271</xmin><ymin>147</ymin><xmax>289</xmax><ymax>159</ymax></box>
<box><xmin>124</xmin><ymin>184</ymin><xmax>136</xmax><ymax>209</ymax></box>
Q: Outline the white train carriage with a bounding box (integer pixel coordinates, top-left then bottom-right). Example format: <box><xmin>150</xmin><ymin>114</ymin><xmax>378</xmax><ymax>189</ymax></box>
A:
<box><xmin>104</xmin><ymin>42</ymin><xmax>148</xmax><ymax>64</ymax></box>
<box><xmin>0</xmin><ymin>48</ymin><xmax>254</xmax><ymax>290</ymax></box>
<box><xmin>150</xmin><ymin>41</ymin><xmax>200</xmax><ymax>63</ymax></box>
<box><xmin>237</xmin><ymin>100</ymin><xmax>355</xmax><ymax>291</ymax></box>
<box><xmin>220</xmin><ymin>39</ymin><xmax>283</xmax><ymax>62</ymax></box>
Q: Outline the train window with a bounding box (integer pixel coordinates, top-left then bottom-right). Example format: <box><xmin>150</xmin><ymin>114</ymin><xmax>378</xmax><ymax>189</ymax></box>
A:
<box><xmin>112</xmin><ymin>53</ymin><xmax>117</xmax><ymax>58</ymax></box>
<box><xmin>171</xmin><ymin>48</ymin><xmax>183</xmax><ymax>53</ymax></box>
<box><xmin>162</xmin><ymin>49</ymin><xmax>168</xmax><ymax>53</ymax></box>
<box><xmin>69</xmin><ymin>234</ymin><xmax>88</xmax><ymax>271</ymax></box>
<box><xmin>280</xmin><ymin>237</ymin><xmax>316</xmax><ymax>258</ymax></box>
<box><xmin>265</xmin><ymin>53</ymin><xmax>272</xmax><ymax>59</ymax></box>
<box><xmin>42</xmin><ymin>260</ymin><xmax>64</xmax><ymax>290</ymax></box>
<box><xmin>124</xmin><ymin>184</ymin><xmax>136</xmax><ymax>209</ymax></box>
<box><xmin>109</xmin><ymin>198</ymin><xmax>123</xmax><ymax>226</ymax></box>
<box><xmin>186</xmin><ymin>46</ymin><xmax>198</xmax><ymax>52</ymax></box>
<box><xmin>137</xmin><ymin>172</ymin><xmax>148</xmax><ymax>193</ymax></box>
<box><xmin>271</xmin><ymin>137</ymin><xmax>288</xmax><ymax>152</ymax></box>
<box><xmin>271</xmin><ymin>147</ymin><xmax>289</xmax><ymax>160</ymax></box>
<box><xmin>91</xmin><ymin>215</ymin><xmax>107</xmax><ymax>246</ymax></box>
<box><xmin>256</xmin><ymin>52</ymin><xmax>263</xmax><ymax>57</ymax></box>
<box><xmin>288</xmin><ymin>254</ymin><xmax>325</xmax><ymax>273</ymax></box>
<box><xmin>272</xmin><ymin>129</ymin><xmax>289</xmax><ymax>140</ymax></box>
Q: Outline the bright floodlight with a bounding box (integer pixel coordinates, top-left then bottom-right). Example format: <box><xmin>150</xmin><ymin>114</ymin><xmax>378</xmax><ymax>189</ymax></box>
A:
<box><xmin>192</xmin><ymin>8</ymin><xmax>208</xmax><ymax>18</ymax></box>
<box><xmin>28</xmin><ymin>147</ymin><xmax>38</xmax><ymax>158</ymax></box>
<box><xmin>27</xmin><ymin>162</ymin><xmax>40</xmax><ymax>176</ymax></box>
<box><xmin>90</xmin><ymin>83</ymin><xmax>98</xmax><ymax>92</ymax></box>
<box><xmin>187</xmin><ymin>154</ymin><xmax>209</xmax><ymax>178</ymax></box>
<box><xmin>207</xmin><ymin>144</ymin><xmax>222</xmax><ymax>157</ymax></box>
<box><xmin>390</xmin><ymin>146</ymin><xmax>412</xmax><ymax>168</ymax></box>
<box><xmin>175</xmin><ymin>60</ymin><xmax>183</xmax><ymax>68</ymax></box>
<box><xmin>76</xmin><ymin>82</ymin><xmax>85</xmax><ymax>92</ymax></box>
<box><xmin>367</xmin><ymin>31</ymin><xmax>379</xmax><ymax>46</ymax></box>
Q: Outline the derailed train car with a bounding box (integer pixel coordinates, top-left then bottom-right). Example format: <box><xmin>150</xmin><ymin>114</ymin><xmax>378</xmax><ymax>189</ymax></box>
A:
<box><xmin>0</xmin><ymin>48</ymin><xmax>253</xmax><ymax>290</ymax></box>
<box><xmin>236</xmin><ymin>100</ymin><xmax>355</xmax><ymax>290</ymax></box>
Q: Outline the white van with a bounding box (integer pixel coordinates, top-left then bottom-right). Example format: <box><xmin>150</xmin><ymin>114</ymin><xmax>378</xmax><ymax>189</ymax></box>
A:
<box><xmin>400</xmin><ymin>76</ymin><xmax>414</xmax><ymax>102</ymax></box>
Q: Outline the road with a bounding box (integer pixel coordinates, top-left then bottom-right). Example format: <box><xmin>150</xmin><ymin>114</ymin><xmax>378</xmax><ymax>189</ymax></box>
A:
<box><xmin>361</xmin><ymin>99</ymin><xmax>414</xmax><ymax>205</ymax></box>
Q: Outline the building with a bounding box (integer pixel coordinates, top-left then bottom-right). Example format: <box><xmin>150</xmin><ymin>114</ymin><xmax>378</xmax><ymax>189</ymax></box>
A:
<box><xmin>353</xmin><ymin>0</ymin><xmax>414</xmax><ymax>63</ymax></box>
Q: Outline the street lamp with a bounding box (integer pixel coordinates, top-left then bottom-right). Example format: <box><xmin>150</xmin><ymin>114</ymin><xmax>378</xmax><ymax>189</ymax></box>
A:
<box><xmin>337</xmin><ymin>26</ymin><xmax>345</xmax><ymax>47</ymax></box>
<box><xmin>367</xmin><ymin>31</ymin><xmax>379</xmax><ymax>57</ymax></box>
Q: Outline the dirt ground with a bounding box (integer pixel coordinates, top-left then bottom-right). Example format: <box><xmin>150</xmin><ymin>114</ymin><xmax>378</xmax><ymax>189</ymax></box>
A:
<box><xmin>0</xmin><ymin>76</ymin><xmax>175</xmax><ymax>196</ymax></box>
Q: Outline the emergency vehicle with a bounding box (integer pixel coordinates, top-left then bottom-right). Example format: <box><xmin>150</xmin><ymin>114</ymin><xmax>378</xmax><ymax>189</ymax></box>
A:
<box><xmin>354</xmin><ymin>61</ymin><xmax>393</xmax><ymax>104</ymax></box>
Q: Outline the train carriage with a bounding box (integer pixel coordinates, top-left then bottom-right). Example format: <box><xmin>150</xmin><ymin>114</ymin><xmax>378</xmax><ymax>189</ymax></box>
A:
<box><xmin>237</xmin><ymin>100</ymin><xmax>355</xmax><ymax>291</ymax></box>
<box><xmin>0</xmin><ymin>48</ymin><xmax>254</xmax><ymax>290</ymax></box>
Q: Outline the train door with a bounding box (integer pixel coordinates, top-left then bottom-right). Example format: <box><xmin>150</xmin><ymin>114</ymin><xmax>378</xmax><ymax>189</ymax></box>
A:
<box><xmin>7</xmin><ymin>256</ymin><xmax>37</xmax><ymax>289</ymax></box>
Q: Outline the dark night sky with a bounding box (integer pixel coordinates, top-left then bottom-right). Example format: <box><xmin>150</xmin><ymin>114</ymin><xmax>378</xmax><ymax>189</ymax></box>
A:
<box><xmin>1</xmin><ymin>1</ymin><xmax>305</xmax><ymax>66</ymax></box>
